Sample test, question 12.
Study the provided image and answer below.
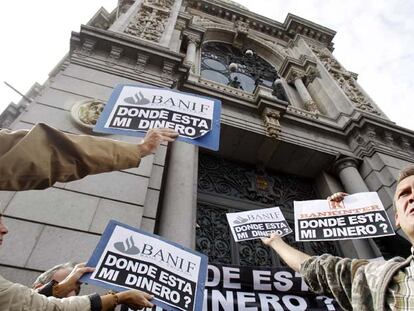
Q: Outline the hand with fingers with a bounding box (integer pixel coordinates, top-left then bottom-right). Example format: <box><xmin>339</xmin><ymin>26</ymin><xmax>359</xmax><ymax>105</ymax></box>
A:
<box><xmin>53</xmin><ymin>262</ymin><xmax>95</xmax><ymax>298</ymax></box>
<box><xmin>117</xmin><ymin>290</ymin><xmax>154</xmax><ymax>309</ymax></box>
<box><xmin>139</xmin><ymin>128</ymin><xmax>179</xmax><ymax>157</ymax></box>
<box><xmin>327</xmin><ymin>192</ymin><xmax>349</xmax><ymax>202</ymax></box>
<box><xmin>261</xmin><ymin>232</ymin><xmax>283</xmax><ymax>248</ymax></box>
<box><xmin>327</xmin><ymin>192</ymin><xmax>349</xmax><ymax>209</ymax></box>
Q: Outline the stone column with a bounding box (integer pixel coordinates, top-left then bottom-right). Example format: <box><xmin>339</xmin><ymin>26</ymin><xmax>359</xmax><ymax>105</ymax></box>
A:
<box><xmin>334</xmin><ymin>157</ymin><xmax>379</xmax><ymax>259</ymax></box>
<box><xmin>158</xmin><ymin>142</ymin><xmax>199</xmax><ymax>248</ymax></box>
<box><xmin>290</xmin><ymin>71</ymin><xmax>319</xmax><ymax>113</ymax></box>
<box><xmin>183</xmin><ymin>33</ymin><xmax>200</xmax><ymax>72</ymax></box>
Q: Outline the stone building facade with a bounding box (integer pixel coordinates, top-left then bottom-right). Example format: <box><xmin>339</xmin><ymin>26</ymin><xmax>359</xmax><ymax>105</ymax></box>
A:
<box><xmin>1</xmin><ymin>0</ymin><xmax>414</xmax><ymax>290</ymax></box>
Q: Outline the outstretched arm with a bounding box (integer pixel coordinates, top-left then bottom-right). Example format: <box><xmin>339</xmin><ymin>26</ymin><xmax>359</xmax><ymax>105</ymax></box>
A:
<box><xmin>0</xmin><ymin>124</ymin><xmax>178</xmax><ymax>190</ymax></box>
<box><xmin>261</xmin><ymin>233</ymin><xmax>310</xmax><ymax>272</ymax></box>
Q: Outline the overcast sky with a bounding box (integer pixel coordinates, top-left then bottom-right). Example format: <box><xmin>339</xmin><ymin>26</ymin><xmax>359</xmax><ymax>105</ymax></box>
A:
<box><xmin>1</xmin><ymin>0</ymin><xmax>413</xmax><ymax>130</ymax></box>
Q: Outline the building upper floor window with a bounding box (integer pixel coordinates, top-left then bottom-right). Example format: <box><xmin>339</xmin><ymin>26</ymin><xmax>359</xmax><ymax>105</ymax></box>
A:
<box><xmin>200</xmin><ymin>42</ymin><xmax>279</xmax><ymax>93</ymax></box>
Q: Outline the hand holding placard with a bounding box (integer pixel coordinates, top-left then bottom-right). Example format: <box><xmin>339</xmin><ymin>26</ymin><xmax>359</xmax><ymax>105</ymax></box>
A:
<box><xmin>139</xmin><ymin>128</ymin><xmax>178</xmax><ymax>157</ymax></box>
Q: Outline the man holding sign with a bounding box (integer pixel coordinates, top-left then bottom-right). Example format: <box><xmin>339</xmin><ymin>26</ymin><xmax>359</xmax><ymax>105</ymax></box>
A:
<box><xmin>262</xmin><ymin>166</ymin><xmax>414</xmax><ymax>311</ymax></box>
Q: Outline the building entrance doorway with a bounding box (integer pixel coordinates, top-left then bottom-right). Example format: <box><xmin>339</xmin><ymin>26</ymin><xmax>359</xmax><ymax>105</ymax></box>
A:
<box><xmin>196</xmin><ymin>153</ymin><xmax>341</xmax><ymax>266</ymax></box>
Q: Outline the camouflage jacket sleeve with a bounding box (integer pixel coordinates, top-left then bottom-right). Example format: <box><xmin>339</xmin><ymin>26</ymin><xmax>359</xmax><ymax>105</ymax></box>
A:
<box><xmin>0</xmin><ymin>123</ymin><xmax>141</xmax><ymax>190</ymax></box>
<box><xmin>300</xmin><ymin>254</ymin><xmax>369</xmax><ymax>311</ymax></box>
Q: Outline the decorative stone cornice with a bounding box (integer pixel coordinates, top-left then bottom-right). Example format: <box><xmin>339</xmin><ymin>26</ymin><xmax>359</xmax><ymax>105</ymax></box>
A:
<box><xmin>347</xmin><ymin>123</ymin><xmax>414</xmax><ymax>161</ymax></box>
<box><xmin>185</xmin><ymin>1</ymin><xmax>335</xmax><ymax>47</ymax></box>
<box><xmin>279</xmin><ymin>55</ymin><xmax>318</xmax><ymax>82</ymax></box>
<box><xmin>286</xmin><ymin>106</ymin><xmax>318</xmax><ymax>120</ymax></box>
<box><xmin>70</xmin><ymin>26</ymin><xmax>185</xmax><ymax>88</ymax></box>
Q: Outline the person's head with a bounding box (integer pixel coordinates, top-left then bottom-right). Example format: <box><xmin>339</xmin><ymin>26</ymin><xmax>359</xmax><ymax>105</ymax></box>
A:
<box><xmin>0</xmin><ymin>213</ymin><xmax>9</xmax><ymax>246</ymax></box>
<box><xmin>33</xmin><ymin>262</ymin><xmax>80</xmax><ymax>296</ymax></box>
<box><xmin>394</xmin><ymin>166</ymin><xmax>414</xmax><ymax>243</ymax></box>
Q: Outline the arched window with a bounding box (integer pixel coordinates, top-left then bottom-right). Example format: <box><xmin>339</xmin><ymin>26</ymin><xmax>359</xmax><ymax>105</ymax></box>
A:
<box><xmin>200</xmin><ymin>42</ymin><xmax>279</xmax><ymax>93</ymax></box>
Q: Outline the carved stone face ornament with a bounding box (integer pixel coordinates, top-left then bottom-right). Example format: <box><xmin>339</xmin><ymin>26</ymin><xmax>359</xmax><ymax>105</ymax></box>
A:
<box><xmin>71</xmin><ymin>99</ymin><xmax>106</xmax><ymax>130</ymax></box>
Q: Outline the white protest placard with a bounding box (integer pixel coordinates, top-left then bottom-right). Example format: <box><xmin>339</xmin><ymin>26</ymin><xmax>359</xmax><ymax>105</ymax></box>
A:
<box><xmin>294</xmin><ymin>192</ymin><xmax>395</xmax><ymax>241</ymax></box>
<box><xmin>226</xmin><ymin>207</ymin><xmax>292</xmax><ymax>242</ymax></box>
<box><xmin>93</xmin><ymin>84</ymin><xmax>221</xmax><ymax>150</ymax></box>
<box><xmin>81</xmin><ymin>220</ymin><xmax>208</xmax><ymax>311</ymax></box>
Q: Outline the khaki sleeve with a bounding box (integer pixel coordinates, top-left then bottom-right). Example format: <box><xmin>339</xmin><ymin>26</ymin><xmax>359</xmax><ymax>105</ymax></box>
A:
<box><xmin>0</xmin><ymin>275</ymin><xmax>91</xmax><ymax>311</ymax></box>
<box><xmin>300</xmin><ymin>254</ymin><xmax>368</xmax><ymax>311</ymax></box>
<box><xmin>0</xmin><ymin>123</ymin><xmax>142</xmax><ymax>190</ymax></box>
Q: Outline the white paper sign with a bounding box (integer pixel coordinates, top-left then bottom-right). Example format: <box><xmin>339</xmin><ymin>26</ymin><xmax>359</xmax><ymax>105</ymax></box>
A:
<box><xmin>294</xmin><ymin>192</ymin><xmax>395</xmax><ymax>241</ymax></box>
<box><xmin>226</xmin><ymin>207</ymin><xmax>292</xmax><ymax>242</ymax></box>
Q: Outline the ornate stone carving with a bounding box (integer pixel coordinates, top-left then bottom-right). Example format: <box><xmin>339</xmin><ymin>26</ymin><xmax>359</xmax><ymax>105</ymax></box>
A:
<box><xmin>311</xmin><ymin>46</ymin><xmax>380</xmax><ymax>115</ymax></box>
<box><xmin>76</xmin><ymin>38</ymin><xmax>97</xmax><ymax>57</ymax></box>
<box><xmin>161</xmin><ymin>60</ymin><xmax>175</xmax><ymax>81</ymax></box>
<box><xmin>186</xmin><ymin>33</ymin><xmax>201</xmax><ymax>46</ymax></box>
<box><xmin>366</xmin><ymin>126</ymin><xmax>377</xmax><ymax>140</ymax></box>
<box><xmin>384</xmin><ymin>132</ymin><xmax>394</xmax><ymax>145</ymax></box>
<box><xmin>106</xmin><ymin>45</ymin><xmax>123</xmax><ymax>66</ymax></box>
<box><xmin>135</xmin><ymin>53</ymin><xmax>149</xmax><ymax>73</ymax></box>
<box><xmin>124</xmin><ymin>0</ymin><xmax>175</xmax><ymax>42</ymax></box>
<box><xmin>175</xmin><ymin>18</ymin><xmax>187</xmax><ymax>31</ymax></box>
<box><xmin>234</xmin><ymin>20</ymin><xmax>249</xmax><ymax>34</ymax></box>
<box><xmin>304</xmin><ymin>99</ymin><xmax>319</xmax><ymax>114</ymax></box>
<box><xmin>401</xmin><ymin>137</ymin><xmax>411</xmax><ymax>151</ymax></box>
<box><xmin>262</xmin><ymin>107</ymin><xmax>281</xmax><ymax>138</ymax></box>
<box><xmin>71</xmin><ymin>99</ymin><xmax>105</xmax><ymax>130</ymax></box>
<box><xmin>192</xmin><ymin>15</ymin><xmax>216</xmax><ymax>26</ymax></box>
<box><xmin>286</xmin><ymin>69</ymin><xmax>305</xmax><ymax>84</ymax></box>
<box><xmin>304</xmin><ymin>67</ymin><xmax>321</xmax><ymax>86</ymax></box>
<box><xmin>287</xmin><ymin>106</ymin><xmax>319</xmax><ymax>119</ymax></box>
<box><xmin>331</xmin><ymin>72</ymin><xmax>379</xmax><ymax>115</ymax></box>
<box><xmin>272</xmin><ymin>79</ymin><xmax>288</xmax><ymax>102</ymax></box>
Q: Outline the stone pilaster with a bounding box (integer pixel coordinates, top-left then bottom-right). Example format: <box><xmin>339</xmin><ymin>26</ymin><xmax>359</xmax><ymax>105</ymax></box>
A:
<box><xmin>158</xmin><ymin>142</ymin><xmax>198</xmax><ymax>248</ymax></box>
